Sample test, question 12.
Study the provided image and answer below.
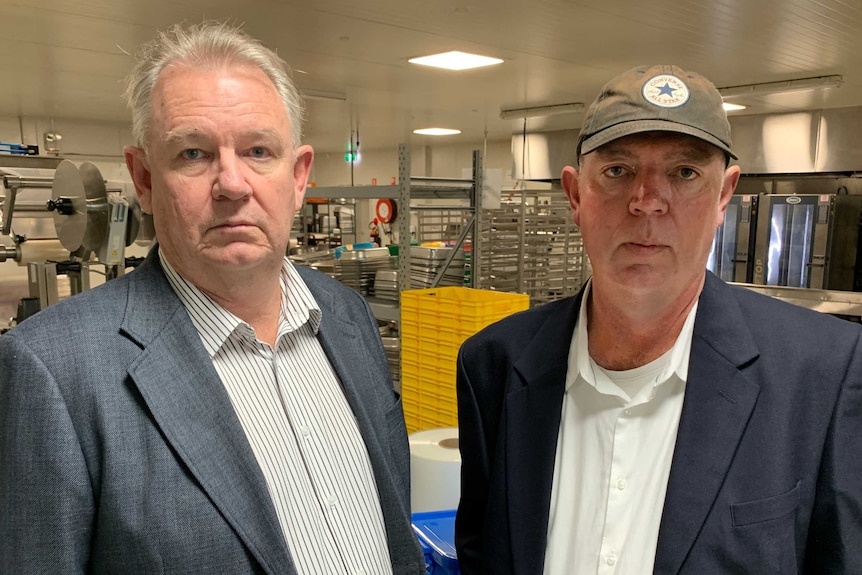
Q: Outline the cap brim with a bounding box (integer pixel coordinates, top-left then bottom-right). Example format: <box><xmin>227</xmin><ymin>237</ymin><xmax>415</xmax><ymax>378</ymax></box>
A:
<box><xmin>579</xmin><ymin>119</ymin><xmax>738</xmax><ymax>160</ymax></box>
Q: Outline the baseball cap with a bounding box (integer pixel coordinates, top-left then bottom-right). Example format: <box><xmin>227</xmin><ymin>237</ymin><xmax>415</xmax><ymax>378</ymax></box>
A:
<box><xmin>576</xmin><ymin>64</ymin><xmax>737</xmax><ymax>164</ymax></box>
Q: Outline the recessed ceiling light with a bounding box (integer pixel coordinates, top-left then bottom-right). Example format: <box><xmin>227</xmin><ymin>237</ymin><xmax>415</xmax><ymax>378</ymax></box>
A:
<box><xmin>413</xmin><ymin>128</ymin><xmax>462</xmax><ymax>136</ymax></box>
<box><xmin>717</xmin><ymin>75</ymin><xmax>842</xmax><ymax>98</ymax></box>
<box><xmin>408</xmin><ymin>51</ymin><xmax>503</xmax><ymax>71</ymax></box>
<box><xmin>722</xmin><ymin>102</ymin><xmax>747</xmax><ymax>111</ymax></box>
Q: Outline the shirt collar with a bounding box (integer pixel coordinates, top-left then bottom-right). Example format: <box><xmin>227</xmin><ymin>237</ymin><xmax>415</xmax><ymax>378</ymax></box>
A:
<box><xmin>160</xmin><ymin>250</ymin><xmax>322</xmax><ymax>356</ymax></box>
<box><xmin>568</xmin><ymin>279</ymin><xmax>697</xmax><ymax>393</ymax></box>
<box><xmin>280</xmin><ymin>258</ymin><xmax>323</xmax><ymax>335</ymax></box>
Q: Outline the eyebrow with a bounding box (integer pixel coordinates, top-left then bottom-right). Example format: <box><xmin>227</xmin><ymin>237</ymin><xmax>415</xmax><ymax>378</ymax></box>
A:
<box><xmin>162</xmin><ymin>128</ymin><xmax>286</xmax><ymax>147</ymax></box>
<box><xmin>162</xmin><ymin>128</ymin><xmax>208</xmax><ymax>147</ymax></box>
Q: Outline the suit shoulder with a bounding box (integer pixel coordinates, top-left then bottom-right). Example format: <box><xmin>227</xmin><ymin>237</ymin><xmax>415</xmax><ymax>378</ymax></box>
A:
<box><xmin>6</xmin><ymin>274</ymin><xmax>131</xmax><ymax>341</ymax></box>
<box><xmin>295</xmin><ymin>263</ymin><xmax>359</xmax><ymax>296</ymax></box>
<box><xmin>294</xmin><ymin>263</ymin><xmax>368</xmax><ymax>301</ymax></box>
<box><xmin>462</xmin><ymin>295</ymin><xmax>578</xmax><ymax>352</ymax></box>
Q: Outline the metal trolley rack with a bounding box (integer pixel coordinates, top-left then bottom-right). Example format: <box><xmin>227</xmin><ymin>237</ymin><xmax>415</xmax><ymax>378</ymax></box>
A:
<box><xmin>477</xmin><ymin>185</ymin><xmax>589</xmax><ymax>307</ymax></box>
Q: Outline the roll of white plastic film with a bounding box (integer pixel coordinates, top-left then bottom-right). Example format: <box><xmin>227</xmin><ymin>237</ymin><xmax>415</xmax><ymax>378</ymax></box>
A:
<box><xmin>16</xmin><ymin>239</ymin><xmax>68</xmax><ymax>266</ymax></box>
<box><xmin>409</xmin><ymin>427</ymin><xmax>461</xmax><ymax>513</ymax></box>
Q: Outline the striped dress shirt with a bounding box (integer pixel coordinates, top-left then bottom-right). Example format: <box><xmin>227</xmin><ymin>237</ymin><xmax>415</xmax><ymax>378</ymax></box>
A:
<box><xmin>161</xmin><ymin>253</ymin><xmax>393</xmax><ymax>575</ymax></box>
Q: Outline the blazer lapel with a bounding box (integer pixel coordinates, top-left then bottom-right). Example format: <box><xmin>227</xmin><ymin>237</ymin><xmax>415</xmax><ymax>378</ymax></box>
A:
<box><xmin>507</xmin><ymin>294</ymin><xmax>582</xmax><ymax>575</ymax></box>
<box><xmin>296</xmin><ymin>272</ymin><xmax>379</xmax><ymax>436</ymax></box>
<box><xmin>122</xmin><ymin>252</ymin><xmax>294</xmax><ymax>575</ymax></box>
<box><xmin>654</xmin><ymin>275</ymin><xmax>761</xmax><ymax>575</ymax></box>
<box><xmin>310</xmin><ymin>292</ymin><xmax>367</xmax><ymax>416</ymax></box>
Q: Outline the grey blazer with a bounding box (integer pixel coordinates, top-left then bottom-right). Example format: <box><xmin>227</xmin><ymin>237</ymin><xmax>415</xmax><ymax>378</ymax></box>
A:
<box><xmin>0</xmin><ymin>247</ymin><xmax>424</xmax><ymax>574</ymax></box>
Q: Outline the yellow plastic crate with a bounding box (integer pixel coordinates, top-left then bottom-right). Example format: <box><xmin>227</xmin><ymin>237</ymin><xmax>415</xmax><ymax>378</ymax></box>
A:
<box><xmin>400</xmin><ymin>287</ymin><xmax>529</xmax><ymax>433</ymax></box>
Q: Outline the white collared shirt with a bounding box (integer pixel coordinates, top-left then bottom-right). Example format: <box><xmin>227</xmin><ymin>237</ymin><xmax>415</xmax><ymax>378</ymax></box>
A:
<box><xmin>543</xmin><ymin>281</ymin><xmax>697</xmax><ymax>575</ymax></box>
<box><xmin>161</xmin><ymin>253</ymin><xmax>392</xmax><ymax>575</ymax></box>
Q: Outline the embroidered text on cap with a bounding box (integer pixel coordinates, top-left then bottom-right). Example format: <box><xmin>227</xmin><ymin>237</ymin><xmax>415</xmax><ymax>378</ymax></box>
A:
<box><xmin>641</xmin><ymin>74</ymin><xmax>690</xmax><ymax>108</ymax></box>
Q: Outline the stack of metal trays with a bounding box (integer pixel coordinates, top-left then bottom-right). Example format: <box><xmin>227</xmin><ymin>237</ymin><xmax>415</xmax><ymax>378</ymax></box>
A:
<box><xmin>289</xmin><ymin>245</ymin><xmax>333</xmax><ymax>264</ymax></box>
<box><xmin>289</xmin><ymin>248</ymin><xmax>340</xmax><ymax>281</ymax></box>
<box><xmin>338</xmin><ymin>247</ymin><xmax>392</xmax><ymax>295</ymax></box>
<box><xmin>307</xmin><ymin>258</ymin><xmax>340</xmax><ymax>281</ymax></box>
<box><xmin>380</xmin><ymin>336</ymin><xmax>401</xmax><ymax>393</ymax></box>
<box><xmin>372</xmin><ymin>268</ymin><xmax>400</xmax><ymax>301</ymax></box>
<box><xmin>409</xmin><ymin>246</ymin><xmax>466</xmax><ymax>289</ymax></box>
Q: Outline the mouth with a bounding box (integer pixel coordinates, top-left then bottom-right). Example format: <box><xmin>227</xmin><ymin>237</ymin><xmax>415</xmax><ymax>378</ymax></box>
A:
<box><xmin>213</xmin><ymin>220</ymin><xmax>256</xmax><ymax>230</ymax></box>
<box><xmin>622</xmin><ymin>241</ymin><xmax>666</xmax><ymax>254</ymax></box>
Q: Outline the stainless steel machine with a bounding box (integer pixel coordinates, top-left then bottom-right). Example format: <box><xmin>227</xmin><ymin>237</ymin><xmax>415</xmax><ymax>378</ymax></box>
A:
<box><xmin>752</xmin><ymin>193</ymin><xmax>862</xmax><ymax>291</ymax></box>
<box><xmin>708</xmin><ymin>194</ymin><xmax>759</xmax><ymax>283</ymax></box>
<box><xmin>0</xmin><ymin>159</ymin><xmax>152</xmax><ymax>328</ymax></box>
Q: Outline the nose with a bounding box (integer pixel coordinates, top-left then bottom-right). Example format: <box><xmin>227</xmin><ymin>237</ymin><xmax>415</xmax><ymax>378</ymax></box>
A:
<box><xmin>212</xmin><ymin>150</ymin><xmax>252</xmax><ymax>200</ymax></box>
<box><xmin>629</xmin><ymin>171</ymin><xmax>668</xmax><ymax>216</ymax></box>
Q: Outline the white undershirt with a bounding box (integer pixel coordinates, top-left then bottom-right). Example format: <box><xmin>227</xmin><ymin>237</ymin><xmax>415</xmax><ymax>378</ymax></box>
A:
<box><xmin>543</xmin><ymin>281</ymin><xmax>697</xmax><ymax>575</ymax></box>
<box><xmin>162</xmin><ymin>253</ymin><xmax>392</xmax><ymax>575</ymax></box>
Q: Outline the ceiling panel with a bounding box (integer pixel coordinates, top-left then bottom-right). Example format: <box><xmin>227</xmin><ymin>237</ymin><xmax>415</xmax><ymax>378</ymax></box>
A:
<box><xmin>1</xmin><ymin>0</ymin><xmax>861</xmax><ymax>153</ymax></box>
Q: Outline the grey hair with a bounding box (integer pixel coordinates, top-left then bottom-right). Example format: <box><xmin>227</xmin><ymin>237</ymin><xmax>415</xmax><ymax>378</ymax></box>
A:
<box><xmin>124</xmin><ymin>21</ymin><xmax>304</xmax><ymax>153</ymax></box>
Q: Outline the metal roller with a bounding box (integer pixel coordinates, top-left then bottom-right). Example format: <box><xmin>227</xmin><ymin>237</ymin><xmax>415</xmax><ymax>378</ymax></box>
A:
<box><xmin>78</xmin><ymin>161</ymin><xmax>109</xmax><ymax>252</ymax></box>
<box><xmin>49</xmin><ymin>160</ymin><xmax>88</xmax><ymax>251</ymax></box>
<box><xmin>49</xmin><ymin>160</ymin><xmax>111</xmax><ymax>252</ymax></box>
<box><xmin>136</xmin><ymin>211</ymin><xmax>156</xmax><ymax>246</ymax></box>
<box><xmin>124</xmin><ymin>194</ymin><xmax>140</xmax><ymax>247</ymax></box>
<box><xmin>122</xmin><ymin>190</ymin><xmax>155</xmax><ymax>247</ymax></box>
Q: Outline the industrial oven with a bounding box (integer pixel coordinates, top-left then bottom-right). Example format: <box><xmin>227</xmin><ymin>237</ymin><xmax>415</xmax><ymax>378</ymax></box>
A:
<box><xmin>707</xmin><ymin>194</ymin><xmax>758</xmax><ymax>283</ymax></box>
<box><xmin>752</xmin><ymin>194</ymin><xmax>862</xmax><ymax>291</ymax></box>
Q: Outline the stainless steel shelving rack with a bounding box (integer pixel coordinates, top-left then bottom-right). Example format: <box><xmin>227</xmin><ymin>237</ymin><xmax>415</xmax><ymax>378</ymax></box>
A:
<box><xmin>396</xmin><ymin>143</ymin><xmax>482</xmax><ymax>291</ymax></box>
<box><xmin>304</xmin><ymin>143</ymin><xmax>482</xmax><ymax>321</ymax></box>
<box><xmin>477</xmin><ymin>185</ymin><xmax>589</xmax><ymax>306</ymax></box>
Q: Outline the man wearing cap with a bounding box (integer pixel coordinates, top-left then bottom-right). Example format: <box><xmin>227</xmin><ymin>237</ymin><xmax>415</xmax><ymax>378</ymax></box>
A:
<box><xmin>455</xmin><ymin>64</ymin><xmax>862</xmax><ymax>574</ymax></box>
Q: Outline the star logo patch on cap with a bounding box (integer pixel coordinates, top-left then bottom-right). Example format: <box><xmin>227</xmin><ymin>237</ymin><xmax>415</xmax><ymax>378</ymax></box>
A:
<box><xmin>642</xmin><ymin>74</ymin><xmax>690</xmax><ymax>108</ymax></box>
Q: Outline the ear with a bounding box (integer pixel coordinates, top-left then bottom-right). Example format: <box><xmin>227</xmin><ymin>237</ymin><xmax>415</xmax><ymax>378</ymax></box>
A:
<box><xmin>124</xmin><ymin>146</ymin><xmax>153</xmax><ymax>214</ymax></box>
<box><xmin>716</xmin><ymin>164</ymin><xmax>741</xmax><ymax>227</ymax></box>
<box><xmin>561</xmin><ymin>165</ymin><xmax>582</xmax><ymax>226</ymax></box>
<box><xmin>292</xmin><ymin>144</ymin><xmax>314</xmax><ymax>212</ymax></box>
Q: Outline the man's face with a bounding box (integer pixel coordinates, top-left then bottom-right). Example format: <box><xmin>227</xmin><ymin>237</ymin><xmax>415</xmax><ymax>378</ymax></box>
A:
<box><xmin>563</xmin><ymin>131</ymin><xmax>740</xmax><ymax>300</ymax></box>
<box><xmin>124</xmin><ymin>64</ymin><xmax>313</xmax><ymax>285</ymax></box>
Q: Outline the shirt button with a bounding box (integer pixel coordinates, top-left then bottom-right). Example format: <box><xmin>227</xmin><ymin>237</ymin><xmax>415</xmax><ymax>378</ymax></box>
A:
<box><xmin>606</xmin><ymin>553</ymin><xmax>617</xmax><ymax>566</ymax></box>
<box><xmin>624</xmin><ymin>409</ymin><xmax>631</xmax><ymax>416</ymax></box>
<box><xmin>326</xmin><ymin>494</ymin><xmax>337</xmax><ymax>507</ymax></box>
<box><xmin>616</xmin><ymin>478</ymin><xmax>628</xmax><ymax>491</ymax></box>
<box><xmin>300</xmin><ymin>425</ymin><xmax>311</xmax><ymax>437</ymax></box>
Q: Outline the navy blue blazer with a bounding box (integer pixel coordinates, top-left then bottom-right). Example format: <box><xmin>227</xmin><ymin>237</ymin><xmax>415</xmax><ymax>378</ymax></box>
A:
<box><xmin>455</xmin><ymin>272</ymin><xmax>862</xmax><ymax>574</ymax></box>
<box><xmin>0</xmin><ymin>247</ymin><xmax>424</xmax><ymax>574</ymax></box>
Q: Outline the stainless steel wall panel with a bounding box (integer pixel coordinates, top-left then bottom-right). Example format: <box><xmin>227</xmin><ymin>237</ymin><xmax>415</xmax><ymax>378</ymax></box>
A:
<box><xmin>510</xmin><ymin>130</ymin><xmax>579</xmax><ymax>182</ymax></box>
<box><xmin>728</xmin><ymin>112</ymin><xmax>820</xmax><ymax>174</ymax></box>
<box><xmin>512</xmin><ymin>107</ymin><xmax>862</xmax><ymax>181</ymax></box>
<box><xmin>816</xmin><ymin>108</ymin><xmax>862</xmax><ymax>173</ymax></box>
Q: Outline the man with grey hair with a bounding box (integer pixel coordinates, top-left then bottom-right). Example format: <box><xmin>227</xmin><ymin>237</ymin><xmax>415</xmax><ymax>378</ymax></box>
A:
<box><xmin>0</xmin><ymin>21</ymin><xmax>424</xmax><ymax>574</ymax></box>
<box><xmin>456</xmin><ymin>64</ymin><xmax>862</xmax><ymax>573</ymax></box>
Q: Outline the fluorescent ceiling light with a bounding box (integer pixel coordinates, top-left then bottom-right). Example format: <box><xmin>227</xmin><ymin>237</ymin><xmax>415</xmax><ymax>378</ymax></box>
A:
<box><xmin>718</xmin><ymin>75</ymin><xmax>843</xmax><ymax>99</ymax></box>
<box><xmin>301</xmin><ymin>88</ymin><xmax>347</xmax><ymax>101</ymax></box>
<box><xmin>722</xmin><ymin>102</ymin><xmax>747</xmax><ymax>111</ymax></box>
<box><xmin>408</xmin><ymin>51</ymin><xmax>503</xmax><ymax>71</ymax></box>
<box><xmin>413</xmin><ymin>128</ymin><xmax>462</xmax><ymax>136</ymax></box>
<box><xmin>500</xmin><ymin>102</ymin><xmax>585</xmax><ymax>120</ymax></box>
